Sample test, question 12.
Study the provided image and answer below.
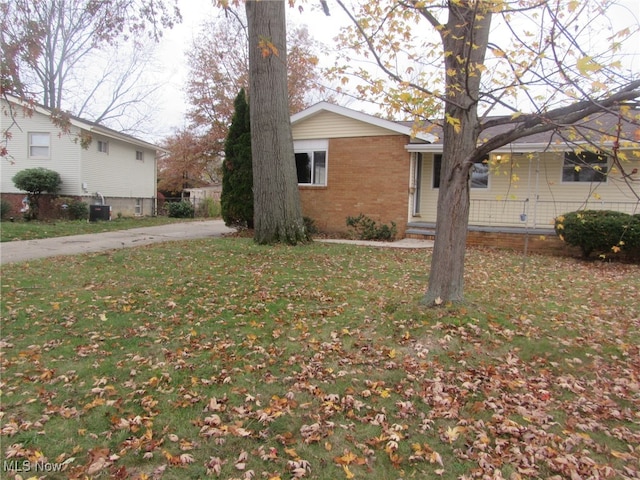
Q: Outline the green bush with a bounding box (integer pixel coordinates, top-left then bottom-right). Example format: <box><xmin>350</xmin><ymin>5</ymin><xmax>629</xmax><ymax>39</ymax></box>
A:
<box><xmin>12</xmin><ymin>167</ymin><xmax>62</xmax><ymax>220</ymax></box>
<box><xmin>555</xmin><ymin>210</ymin><xmax>640</xmax><ymax>258</ymax></box>
<box><xmin>1</xmin><ymin>198</ymin><xmax>11</xmax><ymax>220</ymax></box>
<box><xmin>167</xmin><ymin>200</ymin><xmax>195</xmax><ymax>218</ymax></box>
<box><xmin>55</xmin><ymin>197</ymin><xmax>88</xmax><ymax>220</ymax></box>
<box><xmin>346</xmin><ymin>213</ymin><xmax>397</xmax><ymax>241</ymax></box>
<box><xmin>303</xmin><ymin>216</ymin><xmax>318</xmax><ymax>236</ymax></box>
<box><xmin>197</xmin><ymin>197</ymin><xmax>221</xmax><ymax>218</ymax></box>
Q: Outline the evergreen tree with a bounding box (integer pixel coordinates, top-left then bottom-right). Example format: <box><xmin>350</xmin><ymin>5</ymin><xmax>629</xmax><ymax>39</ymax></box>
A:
<box><xmin>221</xmin><ymin>89</ymin><xmax>254</xmax><ymax>228</ymax></box>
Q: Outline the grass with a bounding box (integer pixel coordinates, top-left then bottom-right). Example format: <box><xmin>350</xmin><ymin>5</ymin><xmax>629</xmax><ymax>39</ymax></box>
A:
<box><xmin>1</xmin><ymin>238</ymin><xmax>639</xmax><ymax>479</ymax></box>
<box><xmin>0</xmin><ymin>216</ymin><xmax>198</xmax><ymax>242</ymax></box>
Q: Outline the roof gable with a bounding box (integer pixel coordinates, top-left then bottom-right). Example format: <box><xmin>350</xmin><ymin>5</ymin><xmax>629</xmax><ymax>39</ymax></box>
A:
<box><xmin>291</xmin><ymin>102</ymin><xmax>436</xmax><ymax>142</ymax></box>
<box><xmin>2</xmin><ymin>94</ymin><xmax>160</xmax><ymax>151</ymax></box>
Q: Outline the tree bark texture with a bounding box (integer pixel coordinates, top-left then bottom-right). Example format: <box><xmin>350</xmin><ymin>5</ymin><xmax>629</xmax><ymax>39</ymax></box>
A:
<box><xmin>424</xmin><ymin>2</ymin><xmax>492</xmax><ymax>305</ymax></box>
<box><xmin>246</xmin><ymin>0</ymin><xmax>307</xmax><ymax>245</ymax></box>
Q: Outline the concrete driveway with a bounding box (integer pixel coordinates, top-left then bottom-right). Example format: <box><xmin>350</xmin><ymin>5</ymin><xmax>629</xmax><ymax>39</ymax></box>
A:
<box><xmin>0</xmin><ymin>220</ymin><xmax>235</xmax><ymax>265</ymax></box>
<box><xmin>1</xmin><ymin>220</ymin><xmax>433</xmax><ymax>265</ymax></box>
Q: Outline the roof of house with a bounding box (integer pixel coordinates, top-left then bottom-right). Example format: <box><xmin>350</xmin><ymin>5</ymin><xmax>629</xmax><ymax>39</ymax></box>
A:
<box><xmin>405</xmin><ymin>108</ymin><xmax>640</xmax><ymax>151</ymax></box>
<box><xmin>291</xmin><ymin>101</ymin><xmax>639</xmax><ymax>154</ymax></box>
<box><xmin>2</xmin><ymin>94</ymin><xmax>161</xmax><ymax>151</ymax></box>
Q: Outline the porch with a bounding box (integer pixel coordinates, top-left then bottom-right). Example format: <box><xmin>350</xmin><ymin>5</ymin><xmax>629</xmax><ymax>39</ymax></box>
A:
<box><xmin>406</xmin><ymin>199</ymin><xmax>639</xmax><ymax>253</ymax></box>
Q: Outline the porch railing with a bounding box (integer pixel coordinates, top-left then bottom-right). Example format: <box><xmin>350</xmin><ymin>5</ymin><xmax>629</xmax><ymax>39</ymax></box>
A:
<box><xmin>468</xmin><ymin>199</ymin><xmax>640</xmax><ymax>229</ymax></box>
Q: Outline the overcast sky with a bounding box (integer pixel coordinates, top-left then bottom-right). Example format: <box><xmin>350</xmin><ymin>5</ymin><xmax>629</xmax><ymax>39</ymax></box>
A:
<box><xmin>150</xmin><ymin>0</ymin><xmax>640</xmax><ymax>143</ymax></box>
<box><xmin>152</xmin><ymin>0</ymin><xmax>344</xmax><ymax>142</ymax></box>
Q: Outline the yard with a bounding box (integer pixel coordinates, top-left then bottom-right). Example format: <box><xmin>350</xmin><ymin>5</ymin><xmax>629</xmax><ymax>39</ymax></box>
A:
<box><xmin>1</xmin><ymin>238</ymin><xmax>639</xmax><ymax>479</ymax></box>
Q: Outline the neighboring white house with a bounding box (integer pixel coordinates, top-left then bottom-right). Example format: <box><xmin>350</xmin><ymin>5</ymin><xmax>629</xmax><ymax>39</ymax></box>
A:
<box><xmin>1</xmin><ymin>95</ymin><xmax>160</xmax><ymax>217</ymax></box>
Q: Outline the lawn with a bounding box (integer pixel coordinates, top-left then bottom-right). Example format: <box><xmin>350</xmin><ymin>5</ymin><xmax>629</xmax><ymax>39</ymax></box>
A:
<box><xmin>0</xmin><ymin>216</ymin><xmax>196</xmax><ymax>242</ymax></box>
<box><xmin>1</xmin><ymin>238</ymin><xmax>639</xmax><ymax>479</ymax></box>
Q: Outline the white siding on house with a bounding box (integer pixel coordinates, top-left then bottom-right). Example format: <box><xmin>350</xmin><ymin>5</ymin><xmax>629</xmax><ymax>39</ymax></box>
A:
<box><xmin>417</xmin><ymin>151</ymin><xmax>640</xmax><ymax>228</ymax></box>
<box><xmin>80</xmin><ymin>134</ymin><xmax>156</xmax><ymax>199</ymax></box>
<box><xmin>2</xmin><ymin>97</ymin><xmax>158</xmax><ymax>214</ymax></box>
<box><xmin>292</xmin><ymin>111</ymin><xmax>401</xmax><ymax>139</ymax></box>
<box><xmin>1</xmin><ymin>106</ymin><xmax>83</xmax><ymax>195</ymax></box>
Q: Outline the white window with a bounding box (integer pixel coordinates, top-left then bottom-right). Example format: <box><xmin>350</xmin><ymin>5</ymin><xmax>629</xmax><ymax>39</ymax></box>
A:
<box><xmin>136</xmin><ymin>150</ymin><xmax>144</xmax><ymax>161</ymax></box>
<box><xmin>294</xmin><ymin>139</ymin><xmax>328</xmax><ymax>186</ymax></box>
<box><xmin>98</xmin><ymin>140</ymin><xmax>109</xmax><ymax>153</ymax></box>
<box><xmin>28</xmin><ymin>132</ymin><xmax>50</xmax><ymax>158</ymax></box>
<box><xmin>135</xmin><ymin>198</ymin><xmax>143</xmax><ymax>215</ymax></box>
<box><xmin>562</xmin><ymin>151</ymin><xmax>607</xmax><ymax>183</ymax></box>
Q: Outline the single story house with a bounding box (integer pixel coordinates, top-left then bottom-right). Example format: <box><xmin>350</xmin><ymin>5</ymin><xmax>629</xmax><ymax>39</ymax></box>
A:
<box><xmin>291</xmin><ymin>102</ymin><xmax>640</xmax><ymax>251</ymax></box>
<box><xmin>1</xmin><ymin>95</ymin><xmax>160</xmax><ymax>218</ymax></box>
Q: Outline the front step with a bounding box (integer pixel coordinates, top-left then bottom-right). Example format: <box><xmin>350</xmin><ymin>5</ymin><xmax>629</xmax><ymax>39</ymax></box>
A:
<box><xmin>406</xmin><ymin>222</ymin><xmax>436</xmax><ymax>238</ymax></box>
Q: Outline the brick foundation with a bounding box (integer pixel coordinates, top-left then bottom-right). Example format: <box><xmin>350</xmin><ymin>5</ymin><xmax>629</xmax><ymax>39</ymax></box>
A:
<box><xmin>1</xmin><ymin>193</ymin><xmax>63</xmax><ymax>220</ymax></box>
<box><xmin>466</xmin><ymin>230</ymin><xmax>577</xmax><ymax>255</ymax></box>
<box><xmin>1</xmin><ymin>193</ymin><xmax>154</xmax><ymax>220</ymax></box>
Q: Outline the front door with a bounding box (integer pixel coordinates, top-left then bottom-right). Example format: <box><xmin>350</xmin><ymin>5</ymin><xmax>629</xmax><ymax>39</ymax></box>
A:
<box><xmin>413</xmin><ymin>153</ymin><xmax>423</xmax><ymax>216</ymax></box>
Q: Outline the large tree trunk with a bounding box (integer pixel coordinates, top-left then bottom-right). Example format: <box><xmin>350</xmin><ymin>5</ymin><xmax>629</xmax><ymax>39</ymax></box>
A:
<box><xmin>423</xmin><ymin>2</ymin><xmax>492</xmax><ymax>305</ymax></box>
<box><xmin>246</xmin><ymin>0</ymin><xmax>307</xmax><ymax>245</ymax></box>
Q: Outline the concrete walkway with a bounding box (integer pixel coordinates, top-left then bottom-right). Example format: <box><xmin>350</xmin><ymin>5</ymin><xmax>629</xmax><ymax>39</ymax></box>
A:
<box><xmin>0</xmin><ymin>220</ymin><xmax>433</xmax><ymax>265</ymax></box>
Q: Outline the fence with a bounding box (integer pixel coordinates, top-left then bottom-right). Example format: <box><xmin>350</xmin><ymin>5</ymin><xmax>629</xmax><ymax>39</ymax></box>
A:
<box><xmin>468</xmin><ymin>199</ymin><xmax>640</xmax><ymax>229</ymax></box>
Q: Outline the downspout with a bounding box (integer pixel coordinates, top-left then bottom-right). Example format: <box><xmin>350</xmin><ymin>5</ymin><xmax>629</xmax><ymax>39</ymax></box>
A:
<box><xmin>154</xmin><ymin>151</ymin><xmax>158</xmax><ymax>216</ymax></box>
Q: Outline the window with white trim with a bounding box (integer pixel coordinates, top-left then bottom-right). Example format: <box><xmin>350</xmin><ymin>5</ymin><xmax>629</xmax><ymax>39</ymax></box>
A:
<box><xmin>28</xmin><ymin>132</ymin><xmax>50</xmax><ymax>158</ymax></box>
<box><xmin>97</xmin><ymin>140</ymin><xmax>109</xmax><ymax>153</ymax></box>
<box><xmin>562</xmin><ymin>151</ymin><xmax>607</xmax><ymax>182</ymax></box>
<box><xmin>294</xmin><ymin>140</ymin><xmax>328</xmax><ymax>186</ymax></box>
<box><xmin>136</xmin><ymin>150</ymin><xmax>144</xmax><ymax>161</ymax></box>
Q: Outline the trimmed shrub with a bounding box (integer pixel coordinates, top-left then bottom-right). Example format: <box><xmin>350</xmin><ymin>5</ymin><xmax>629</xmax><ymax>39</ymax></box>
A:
<box><xmin>12</xmin><ymin>167</ymin><xmax>62</xmax><ymax>220</ymax></box>
<box><xmin>167</xmin><ymin>200</ymin><xmax>195</xmax><ymax>218</ymax></box>
<box><xmin>346</xmin><ymin>213</ymin><xmax>397</xmax><ymax>241</ymax></box>
<box><xmin>555</xmin><ymin>210</ymin><xmax>640</xmax><ymax>258</ymax></box>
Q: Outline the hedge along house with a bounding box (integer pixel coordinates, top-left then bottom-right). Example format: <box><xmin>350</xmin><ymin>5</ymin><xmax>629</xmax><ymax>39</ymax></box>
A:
<box><xmin>1</xmin><ymin>95</ymin><xmax>160</xmax><ymax>218</ymax></box>
<box><xmin>291</xmin><ymin>102</ymin><xmax>640</xmax><ymax>251</ymax></box>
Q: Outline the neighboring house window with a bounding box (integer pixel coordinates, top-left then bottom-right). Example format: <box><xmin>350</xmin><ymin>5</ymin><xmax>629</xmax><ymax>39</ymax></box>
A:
<box><xmin>98</xmin><ymin>140</ymin><xmax>109</xmax><ymax>153</ymax></box>
<box><xmin>294</xmin><ymin>140</ymin><xmax>328</xmax><ymax>186</ymax></box>
<box><xmin>29</xmin><ymin>132</ymin><xmax>50</xmax><ymax>158</ymax></box>
<box><xmin>136</xmin><ymin>150</ymin><xmax>144</xmax><ymax>161</ymax></box>
<box><xmin>562</xmin><ymin>151</ymin><xmax>607</xmax><ymax>182</ymax></box>
<box><xmin>433</xmin><ymin>154</ymin><xmax>489</xmax><ymax>189</ymax></box>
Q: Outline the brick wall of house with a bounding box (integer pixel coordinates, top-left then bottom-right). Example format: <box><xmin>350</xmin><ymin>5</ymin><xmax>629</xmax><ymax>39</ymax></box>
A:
<box><xmin>1</xmin><ymin>193</ymin><xmax>61</xmax><ymax>220</ymax></box>
<box><xmin>299</xmin><ymin>135</ymin><xmax>411</xmax><ymax>237</ymax></box>
<box><xmin>465</xmin><ymin>230</ymin><xmax>574</xmax><ymax>255</ymax></box>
